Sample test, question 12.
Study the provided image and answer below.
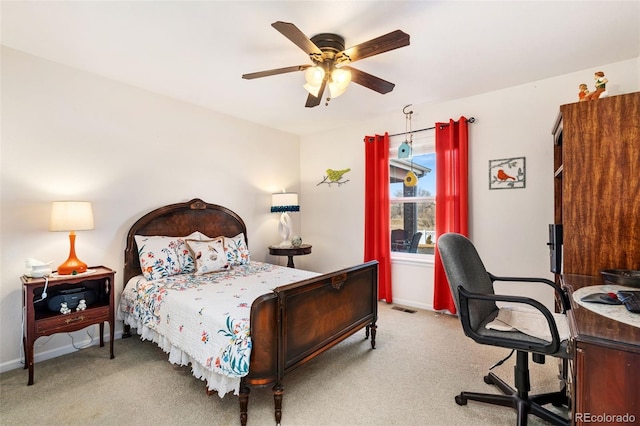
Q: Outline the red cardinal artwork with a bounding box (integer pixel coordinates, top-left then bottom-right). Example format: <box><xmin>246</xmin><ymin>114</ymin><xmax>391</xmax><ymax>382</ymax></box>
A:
<box><xmin>497</xmin><ymin>169</ymin><xmax>515</xmax><ymax>181</ymax></box>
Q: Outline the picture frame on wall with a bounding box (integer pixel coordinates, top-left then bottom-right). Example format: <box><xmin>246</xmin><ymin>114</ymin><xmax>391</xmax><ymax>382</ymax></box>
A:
<box><xmin>489</xmin><ymin>157</ymin><xmax>525</xmax><ymax>190</ymax></box>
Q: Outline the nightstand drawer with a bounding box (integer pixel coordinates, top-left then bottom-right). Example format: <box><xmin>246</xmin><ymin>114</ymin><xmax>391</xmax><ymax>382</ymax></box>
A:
<box><xmin>35</xmin><ymin>305</ymin><xmax>109</xmax><ymax>335</ymax></box>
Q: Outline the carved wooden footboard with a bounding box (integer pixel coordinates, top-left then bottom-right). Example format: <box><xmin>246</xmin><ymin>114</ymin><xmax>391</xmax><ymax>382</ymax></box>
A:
<box><xmin>241</xmin><ymin>261</ymin><xmax>378</xmax><ymax>425</ymax></box>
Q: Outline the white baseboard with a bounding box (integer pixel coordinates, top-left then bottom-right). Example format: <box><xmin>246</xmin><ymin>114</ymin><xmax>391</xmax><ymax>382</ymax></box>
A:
<box><xmin>0</xmin><ymin>330</ymin><xmax>124</xmax><ymax>374</ymax></box>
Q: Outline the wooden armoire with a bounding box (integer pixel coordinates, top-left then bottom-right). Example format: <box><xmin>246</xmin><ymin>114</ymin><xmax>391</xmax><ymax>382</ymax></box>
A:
<box><xmin>553</xmin><ymin>91</ymin><xmax>640</xmax><ymax>275</ymax></box>
<box><xmin>552</xmin><ymin>92</ymin><xmax>639</xmax><ymax>424</ymax></box>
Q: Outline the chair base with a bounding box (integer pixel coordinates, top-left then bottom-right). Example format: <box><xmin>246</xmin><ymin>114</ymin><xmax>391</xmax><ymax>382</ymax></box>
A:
<box><xmin>455</xmin><ymin>372</ymin><xmax>570</xmax><ymax>426</ymax></box>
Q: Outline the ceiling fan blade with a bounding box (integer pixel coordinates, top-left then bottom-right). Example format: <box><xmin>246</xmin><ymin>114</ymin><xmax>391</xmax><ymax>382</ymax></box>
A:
<box><xmin>305</xmin><ymin>80</ymin><xmax>327</xmax><ymax>108</ymax></box>
<box><xmin>242</xmin><ymin>65</ymin><xmax>310</xmax><ymax>80</ymax></box>
<box><xmin>337</xmin><ymin>30</ymin><xmax>410</xmax><ymax>63</ymax></box>
<box><xmin>272</xmin><ymin>21</ymin><xmax>323</xmax><ymax>57</ymax></box>
<box><xmin>343</xmin><ymin>66</ymin><xmax>396</xmax><ymax>94</ymax></box>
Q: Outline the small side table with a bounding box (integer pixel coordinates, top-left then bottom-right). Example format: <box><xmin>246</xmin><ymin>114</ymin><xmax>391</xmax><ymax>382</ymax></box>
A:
<box><xmin>21</xmin><ymin>266</ymin><xmax>115</xmax><ymax>385</ymax></box>
<box><xmin>269</xmin><ymin>244</ymin><xmax>312</xmax><ymax>268</ymax></box>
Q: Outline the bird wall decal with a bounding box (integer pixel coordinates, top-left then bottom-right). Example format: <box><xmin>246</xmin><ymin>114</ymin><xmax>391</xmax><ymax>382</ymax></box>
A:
<box><xmin>317</xmin><ymin>168</ymin><xmax>351</xmax><ymax>186</ymax></box>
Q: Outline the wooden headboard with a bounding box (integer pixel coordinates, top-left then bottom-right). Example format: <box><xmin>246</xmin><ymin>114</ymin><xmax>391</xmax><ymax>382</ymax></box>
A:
<box><xmin>123</xmin><ymin>198</ymin><xmax>247</xmax><ymax>284</ymax></box>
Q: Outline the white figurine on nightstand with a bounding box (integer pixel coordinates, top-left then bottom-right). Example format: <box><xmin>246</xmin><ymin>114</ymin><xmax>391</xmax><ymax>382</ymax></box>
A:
<box><xmin>59</xmin><ymin>302</ymin><xmax>71</xmax><ymax>314</ymax></box>
<box><xmin>76</xmin><ymin>299</ymin><xmax>87</xmax><ymax>311</ymax></box>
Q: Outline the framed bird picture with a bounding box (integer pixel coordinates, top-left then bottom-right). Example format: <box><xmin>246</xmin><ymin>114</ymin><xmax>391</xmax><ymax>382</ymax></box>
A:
<box><xmin>489</xmin><ymin>157</ymin><xmax>526</xmax><ymax>190</ymax></box>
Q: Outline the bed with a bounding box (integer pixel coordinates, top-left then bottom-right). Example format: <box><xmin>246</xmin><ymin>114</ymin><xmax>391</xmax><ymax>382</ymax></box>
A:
<box><xmin>118</xmin><ymin>198</ymin><xmax>378</xmax><ymax>425</ymax></box>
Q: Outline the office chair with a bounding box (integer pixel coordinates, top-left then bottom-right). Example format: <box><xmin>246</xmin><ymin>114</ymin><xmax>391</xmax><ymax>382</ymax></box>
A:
<box><xmin>437</xmin><ymin>233</ymin><xmax>571</xmax><ymax>426</ymax></box>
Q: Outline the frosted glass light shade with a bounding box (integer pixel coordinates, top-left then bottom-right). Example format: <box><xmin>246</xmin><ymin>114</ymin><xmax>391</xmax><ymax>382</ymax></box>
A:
<box><xmin>303</xmin><ymin>66</ymin><xmax>326</xmax><ymax>97</ymax></box>
<box><xmin>328</xmin><ymin>68</ymin><xmax>351</xmax><ymax>98</ymax></box>
<box><xmin>304</xmin><ymin>66</ymin><xmax>325</xmax><ymax>86</ymax></box>
<box><xmin>303</xmin><ymin>83</ymin><xmax>322</xmax><ymax>97</ymax></box>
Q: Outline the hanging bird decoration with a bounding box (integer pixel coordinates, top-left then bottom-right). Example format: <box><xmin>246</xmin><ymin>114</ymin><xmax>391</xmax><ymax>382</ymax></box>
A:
<box><xmin>318</xmin><ymin>168</ymin><xmax>351</xmax><ymax>186</ymax></box>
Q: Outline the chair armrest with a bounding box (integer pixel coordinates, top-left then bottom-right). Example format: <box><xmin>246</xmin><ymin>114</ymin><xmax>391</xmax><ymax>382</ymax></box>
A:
<box><xmin>457</xmin><ymin>286</ymin><xmax>563</xmax><ymax>355</ymax></box>
<box><xmin>488</xmin><ymin>273</ymin><xmax>571</xmax><ymax>313</ymax></box>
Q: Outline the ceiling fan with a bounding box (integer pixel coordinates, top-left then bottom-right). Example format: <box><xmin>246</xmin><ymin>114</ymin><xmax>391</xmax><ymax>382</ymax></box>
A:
<box><xmin>242</xmin><ymin>21</ymin><xmax>410</xmax><ymax>108</ymax></box>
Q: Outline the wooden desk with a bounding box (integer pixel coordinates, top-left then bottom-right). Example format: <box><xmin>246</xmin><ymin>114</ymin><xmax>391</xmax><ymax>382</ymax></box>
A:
<box><xmin>562</xmin><ymin>275</ymin><xmax>639</xmax><ymax>425</ymax></box>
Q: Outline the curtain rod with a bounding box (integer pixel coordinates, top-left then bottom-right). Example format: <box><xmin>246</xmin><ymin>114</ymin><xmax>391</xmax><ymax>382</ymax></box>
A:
<box><xmin>388</xmin><ymin>117</ymin><xmax>475</xmax><ymax>137</ymax></box>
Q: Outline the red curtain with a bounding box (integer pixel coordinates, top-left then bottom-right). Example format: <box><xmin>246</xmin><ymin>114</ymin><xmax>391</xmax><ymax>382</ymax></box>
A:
<box><xmin>433</xmin><ymin>117</ymin><xmax>469</xmax><ymax>314</ymax></box>
<box><xmin>364</xmin><ymin>133</ymin><xmax>392</xmax><ymax>303</ymax></box>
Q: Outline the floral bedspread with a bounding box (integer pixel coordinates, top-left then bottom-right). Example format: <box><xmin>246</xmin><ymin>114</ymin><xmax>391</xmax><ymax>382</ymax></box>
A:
<box><xmin>118</xmin><ymin>261</ymin><xmax>319</xmax><ymax>396</ymax></box>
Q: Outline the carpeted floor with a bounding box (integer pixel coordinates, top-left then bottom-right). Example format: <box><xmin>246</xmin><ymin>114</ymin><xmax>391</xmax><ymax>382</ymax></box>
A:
<box><xmin>0</xmin><ymin>302</ymin><xmax>567</xmax><ymax>425</ymax></box>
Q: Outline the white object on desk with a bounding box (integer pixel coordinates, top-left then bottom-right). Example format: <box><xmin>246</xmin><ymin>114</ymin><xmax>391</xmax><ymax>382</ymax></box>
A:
<box><xmin>24</xmin><ymin>259</ymin><xmax>53</xmax><ymax>278</ymax></box>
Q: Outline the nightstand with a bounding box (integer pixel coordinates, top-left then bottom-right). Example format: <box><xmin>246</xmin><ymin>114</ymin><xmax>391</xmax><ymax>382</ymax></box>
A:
<box><xmin>21</xmin><ymin>266</ymin><xmax>115</xmax><ymax>385</ymax></box>
<box><xmin>268</xmin><ymin>244</ymin><xmax>312</xmax><ymax>268</ymax></box>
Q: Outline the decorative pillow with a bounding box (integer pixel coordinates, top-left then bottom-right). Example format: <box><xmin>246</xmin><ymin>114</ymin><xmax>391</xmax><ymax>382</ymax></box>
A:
<box><xmin>186</xmin><ymin>238</ymin><xmax>230</xmax><ymax>275</ymax></box>
<box><xmin>135</xmin><ymin>232</ymin><xmax>200</xmax><ymax>280</ymax></box>
<box><xmin>223</xmin><ymin>233</ymin><xmax>251</xmax><ymax>265</ymax></box>
<box><xmin>190</xmin><ymin>231</ymin><xmax>211</xmax><ymax>241</ymax></box>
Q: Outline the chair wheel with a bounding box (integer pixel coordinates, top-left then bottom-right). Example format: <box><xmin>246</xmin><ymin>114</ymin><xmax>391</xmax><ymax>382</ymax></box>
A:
<box><xmin>455</xmin><ymin>395</ymin><xmax>467</xmax><ymax>406</ymax></box>
<box><xmin>483</xmin><ymin>375</ymin><xmax>493</xmax><ymax>385</ymax></box>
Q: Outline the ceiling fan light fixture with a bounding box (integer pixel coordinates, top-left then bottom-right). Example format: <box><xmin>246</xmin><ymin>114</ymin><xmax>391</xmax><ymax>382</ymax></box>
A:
<box><xmin>243</xmin><ymin>22</ymin><xmax>410</xmax><ymax>107</ymax></box>
<box><xmin>328</xmin><ymin>68</ymin><xmax>351</xmax><ymax>98</ymax></box>
<box><xmin>303</xmin><ymin>82</ymin><xmax>322</xmax><ymax>97</ymax></box>
<box><xmin>303</xmin><ymin>66</ymin><xmax>326</xmax><ymax>97</ymax></box>
<box><xmin>304</xmin><ymin>66</ymin><xmax>325</xmax><ymax>86</ymax></box>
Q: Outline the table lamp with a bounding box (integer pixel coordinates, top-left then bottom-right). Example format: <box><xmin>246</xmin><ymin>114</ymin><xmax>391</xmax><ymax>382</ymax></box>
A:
<box><xmin>49</xmin><ymin>201</ymin><xmax>94</xmax><ymax>275</ymax></box>
<box><xmin>270</xmin><ymin>192</ymin><xmax>299</xmax><ymax>247</ymax></box>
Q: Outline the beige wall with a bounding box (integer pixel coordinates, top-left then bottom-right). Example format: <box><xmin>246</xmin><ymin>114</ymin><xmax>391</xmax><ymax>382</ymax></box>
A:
<box><xmin>1</xmin><ymin>45</ymin><xmax>638</xmax><ymax>372</ymax></box>
<box><xmin>300</xmin><ymin>58</ymin><xmax>640</xmax><ymax>310</ymax></box>
<box><xmin>0</xmin><ymin>47</ymin><xmax>302</xmax><ymax>371</ymax></box>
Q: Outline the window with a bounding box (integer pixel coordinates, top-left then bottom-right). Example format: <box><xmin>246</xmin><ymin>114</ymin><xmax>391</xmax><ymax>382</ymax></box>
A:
<box><xmin>389</xmin><ymin>135</ymin><xmax>436</xmax><ymax>255</ymax></box>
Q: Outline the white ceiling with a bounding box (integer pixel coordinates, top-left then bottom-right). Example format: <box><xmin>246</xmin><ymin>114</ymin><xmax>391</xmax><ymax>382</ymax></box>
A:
<box><xmin>2</xmin><ymin>1</ymin><xmax>639</xmax><ymax>136</ymax></box>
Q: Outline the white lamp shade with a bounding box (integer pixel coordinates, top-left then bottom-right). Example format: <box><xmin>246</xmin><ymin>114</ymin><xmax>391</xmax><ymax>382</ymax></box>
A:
<box><xmin>49</xmin><ymin>201</ymin><xmax>95</xmax><ymax>231</ymax></box>
<box><xmin>271</xmin><ymin>193</ymin><xmax>299</xmax><ymax>209</ymax></box>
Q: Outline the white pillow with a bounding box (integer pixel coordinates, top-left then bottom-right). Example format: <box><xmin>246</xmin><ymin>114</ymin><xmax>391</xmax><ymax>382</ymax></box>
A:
<box><xmin>186</xmin><ymin>238</ymin><xmax>230</xmax><ymax>275</ymax></box>
<box><xmin>135</xmin><ymin>232</ymin><xmax>200</xmax><ymax>280</ymax></box>
<box><xmin>223</xmin><ymin>233</ymin><xmax>251</xmax><ymax>265</ymax></box>
<box><xmin>191</xmin><ymin>231</ymin><xmax>211</xmax><ymax>241</ymax></box>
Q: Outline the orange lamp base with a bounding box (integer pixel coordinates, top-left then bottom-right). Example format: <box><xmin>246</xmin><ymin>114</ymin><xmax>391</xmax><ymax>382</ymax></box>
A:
<box><xmin>56</xmin><ymin>258</ymin><xmax>88</xmax><ymax>276</ymax></box>
<box><xmin>56</xmin><ymin>232</ymin><xmax>88</xmax><ymax>275</ymax></box>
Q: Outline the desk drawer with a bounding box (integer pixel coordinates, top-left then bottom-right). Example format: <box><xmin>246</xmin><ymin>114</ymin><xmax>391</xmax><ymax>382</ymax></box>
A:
<box><xmin>36</xmin><ymin>306</ymin><xmax>109</xmax><ymax>335</ymax></box>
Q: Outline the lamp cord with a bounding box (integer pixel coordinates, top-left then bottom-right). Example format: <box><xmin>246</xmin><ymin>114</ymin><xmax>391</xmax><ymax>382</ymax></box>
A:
<box><xmin>33</xmin><ymin>276</ymin><xmax>49</xmax><ymax>303</ymax></box>
<box><xmin>69</xmin><ymin>329</ymin><xmax>95</xmax><ymax>350</ymax></box>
